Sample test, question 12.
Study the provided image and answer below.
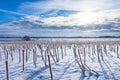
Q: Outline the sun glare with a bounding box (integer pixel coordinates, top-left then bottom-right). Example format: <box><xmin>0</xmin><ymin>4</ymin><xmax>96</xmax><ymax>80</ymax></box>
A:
<box><xmin>73</xmin><ymin>11</ymin><xmax>103</xmax><ymax>25</ymax></box>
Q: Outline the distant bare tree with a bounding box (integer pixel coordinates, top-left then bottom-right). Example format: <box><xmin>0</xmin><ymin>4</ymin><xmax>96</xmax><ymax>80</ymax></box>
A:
<box><xmin>22</xmin><ymin>36</ymin><xmax>31</xmax><ymax>41</ymax></box>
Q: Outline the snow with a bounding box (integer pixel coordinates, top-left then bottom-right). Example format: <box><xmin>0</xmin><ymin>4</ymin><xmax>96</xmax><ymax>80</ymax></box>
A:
<box><xmin>0</xmin><ymin>39</ymin><xmax>120</xmax><ymax>80</ymax></box>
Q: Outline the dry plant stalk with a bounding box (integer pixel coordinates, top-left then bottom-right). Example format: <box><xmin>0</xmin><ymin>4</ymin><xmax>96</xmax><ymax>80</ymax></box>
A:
<box><xmin>22</xmin><ymin>50</ymin><xmax>25</xmax><ymax>71</ymax></box>
<box><xmin>47</xmin><ymin>48</ymin><xmax>53</xmax><ymax>80</ymax></box>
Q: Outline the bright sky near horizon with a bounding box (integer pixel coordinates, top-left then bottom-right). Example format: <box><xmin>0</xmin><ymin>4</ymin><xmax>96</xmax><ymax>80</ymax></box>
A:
<box><xmin>0</xmin><ymin>0</ymin><xmax>120</xmax><ymax>37</ymax></box>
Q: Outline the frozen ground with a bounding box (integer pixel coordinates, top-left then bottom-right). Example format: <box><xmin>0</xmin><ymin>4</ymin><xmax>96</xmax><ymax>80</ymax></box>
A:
<box><xmin>0</xmin><ymin>39</ymin><xmax>120</xmax><ymax>80</ymax></box>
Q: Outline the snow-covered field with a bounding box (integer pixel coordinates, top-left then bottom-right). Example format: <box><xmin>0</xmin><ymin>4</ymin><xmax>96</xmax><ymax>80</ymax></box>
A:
<box><xmin>0</xmin><ymin>38</ymin><xmax>120</xmax><ymax>80</ymax></box>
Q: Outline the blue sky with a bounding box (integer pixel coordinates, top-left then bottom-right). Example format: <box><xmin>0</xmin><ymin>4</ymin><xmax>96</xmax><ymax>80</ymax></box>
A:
<box><xmin>0</xmin><ymin>0</ymin><xmax>40</xmax><ymax>23</ymax></box>
<box><xmin>0</xmin><ymin>0</ymin><xmax>120</xmax><ymax>37</ymax></box>
<box><xmin>0</xmin><ymin>0</ymin><xmax>76</xmax><ymax>23</ymax></box>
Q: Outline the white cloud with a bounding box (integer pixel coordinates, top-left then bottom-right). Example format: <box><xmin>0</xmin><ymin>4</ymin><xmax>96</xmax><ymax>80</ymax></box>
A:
<box><xmin>18</xmin><ymin>0</ymin><xmax>120</xmax><ymax>26</ymax></box>
<box><xmin>23</xmin><ymin>15</ymin><xmax>41</xmax><ymax>21</ymax></box>
<box><xmin>19</xmin><ymin>0</ymin><xmax>120</xmax><ymax>14</ymax></box>
<box><xmin>24</xmin><ymin>9</ymin><xmax>120</xmax><ymax>26</ymax></box>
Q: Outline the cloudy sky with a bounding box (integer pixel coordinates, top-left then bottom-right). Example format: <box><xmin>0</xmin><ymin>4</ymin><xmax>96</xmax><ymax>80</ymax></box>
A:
<box><xmin>0</xmin><ymin>0</ymin><xmax>120</xmax><ymax>37</ymax></box>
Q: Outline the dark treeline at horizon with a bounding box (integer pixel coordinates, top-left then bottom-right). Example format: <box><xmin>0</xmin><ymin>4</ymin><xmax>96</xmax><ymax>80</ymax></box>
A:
<box><xmin>0</xmin><ymin>36</ymin><xmax>120</xmax><ymax>38</ymax></box>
